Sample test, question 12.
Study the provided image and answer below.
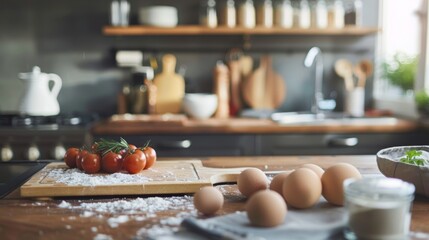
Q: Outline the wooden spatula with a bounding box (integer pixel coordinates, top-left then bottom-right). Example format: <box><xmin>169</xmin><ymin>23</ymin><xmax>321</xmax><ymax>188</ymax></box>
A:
<box><xmin>153</xmin><ymin>54</ymin><xmax>185</xmax><ymax>114</ymax></box>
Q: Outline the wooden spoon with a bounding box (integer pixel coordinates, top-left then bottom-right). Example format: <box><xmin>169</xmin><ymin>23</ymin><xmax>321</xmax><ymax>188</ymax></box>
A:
<box><xmin>335</xmin><ymin>59</ymin><xmax>354</xmax><ymax>91</ymax></box>
<box><xmin>356</xmin><ymin>60</ymin><xmax>373</xmax><ymax>88</ymax></box>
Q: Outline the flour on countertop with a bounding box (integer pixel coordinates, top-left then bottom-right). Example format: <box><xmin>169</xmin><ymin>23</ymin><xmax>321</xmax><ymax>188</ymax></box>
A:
<box><xmin>47</xmin><ymin>168</ymin><xmax>151</xmax><ymax>186</ymax></box>
<box><xmin>58</xmin><ymin>196</ymin><xmax>198</xmax><ymax>238</ymax></box>
<box><xmin>93</xmin><ymin>233</ymin><xmax>113</xmax><ymax>240</ymax></box>
<box><xmin>107</xmin><ymin>215</ymin><xmax>130</xmax><ymax>228</ymax></box>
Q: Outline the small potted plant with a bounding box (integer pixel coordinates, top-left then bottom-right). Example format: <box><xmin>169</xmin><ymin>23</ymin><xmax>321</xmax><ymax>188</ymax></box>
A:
<box><xmin>415</xmin><ymin>90</ymin><xmax>429</xmax><ymax>118</ymax></box>
<box><xmin>381</xmin><ymin>53</ymin><xmax>418</xmax><ymax>94</ymax></box>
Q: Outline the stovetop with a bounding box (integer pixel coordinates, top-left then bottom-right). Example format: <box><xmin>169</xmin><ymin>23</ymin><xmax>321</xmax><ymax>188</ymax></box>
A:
<box><xmin>0</xmin><ymin>113</ymin><xmax>99</xmax><ymax>129</ymax></box>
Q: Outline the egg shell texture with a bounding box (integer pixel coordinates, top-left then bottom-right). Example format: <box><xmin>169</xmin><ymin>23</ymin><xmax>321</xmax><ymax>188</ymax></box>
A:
<box><xmin>246</xmin><ymin>190</ymin><xmax>288</xmax><ymax>228</ymax></box>
<box><xmin>193</xmin><ymin>186</ymin><xmax>224</xmax><ymax>215</ymax></box>
<box><xmin>321</xmin><ymin>163</ymin><xmax>362</xmax><ymax>206</ymax></box>
<box><xmin>282</xmin><ymin>168</ymin><xmax>322</xmax><ymax>209</ymax></box>
<box><xmin>299</xmin><ymin>163</ymin><xmax>325</xmax><ymax>178</ymax></box>
<box><xmin>269</xmin><ymin>172</ymin><xmax>291</xmax><ymax>196</ymax></box>
<box><xmin>237</xmin><ymin>168</ymin><xmax>269</xmax><ymax>197</ymax></box>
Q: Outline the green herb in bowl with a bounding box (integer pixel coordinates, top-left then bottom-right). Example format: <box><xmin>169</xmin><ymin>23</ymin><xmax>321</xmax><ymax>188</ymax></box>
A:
<box><xmin>400</xmin><ymin>150</ymin><xmax>427</xmax><ymax>166</ymax></box>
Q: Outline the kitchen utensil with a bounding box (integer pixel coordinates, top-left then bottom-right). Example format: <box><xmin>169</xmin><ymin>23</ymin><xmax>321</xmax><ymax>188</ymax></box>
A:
<box><xmin>334</xmin><ymin>59</ymin><xmax>354</xmax><ymax>91</ymax></box>
<box><xmin>20</xmin><ymin>160</ymin><xmax>248</xmax><ymax>197</ymax></box>
<box><xmin>213</xmin><ymin>62</ymin><xmax>230</xmax><ymax>118</ymax></box>
<box><xmin>139</xmin><ymin>6</ymin><xmax>178</xmax><ymax>27</ymax></box>
<box><xmin>344</xmin><ymin>87</ymin><xmax>365</xmax><ymax>117</ymax></box>
<box><xmin>183</xmin><ymin>93</ymin><xmax>218</xmax><ymax>119</ymax></box>
<box><xmin>153</xmin><ymin>54</ymin><xmax>185</xmax><ymax>114</ymax></box>
<box><xmin>18</xmin><ymin>66</ymin><xmax>62</xmax><ymax>116</ymax></box>
<box><xmin>227</xmin><ymin>49</ymin><xmax>243</xmax><ymax>115</ymax></box>
<box><xmin>242</xmin><ymin>56</ymin><xmax>286</xmax><ymax>109</ymax></box>
<box><xmin>265</xmin><ymin>56</ymin><xmax>286</xmax><ymax>109</ymax></box>
<box><xmin>239</xmin><ymin>55</ymin><xmax>253</xmax><ymax>77</ymax></box>
<box><xmin>355</xmin><ymin>60</ymin><xmax>373</xmax><ymax>88</ymax></box>
<box><xmin>242</xmin><ymin>56</ymin><xmax>266</xmax><ymax>109</ymax></box>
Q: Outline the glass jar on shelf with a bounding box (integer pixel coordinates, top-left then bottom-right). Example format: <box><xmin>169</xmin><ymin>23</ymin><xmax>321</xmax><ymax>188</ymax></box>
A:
<box><xmin>220</xmin><ymin>0</ymin><xmax>237</xmax><ymax>27</ymax></box>
<box><xmin>327</xmin><ymin>0</ymin><xmax>345</xmax><ymax>29</ymax></box>
<box><xmin>344</xmin><ymin>0</ymin><xmax>362</xmax><ymax>26</ymax></box>
<box><xmin>312</xmin><ymin>0</ymin><xmax>328</xmax><ymax>28</ymax></box>
<box><xmin>274</xmin><ymin>0</ymin><xmax>293</xmax><ymax>28</ymax></box>
<box><xmin>200</xmin><ymin>0</ymin><xmax>218</xmax><ymax>28</ymax></box>
<box><xmin>238</xmin><ymin>0</ymin><xmax>256</xmax><ymax>28</ymax></box>
<box><xmin>294</xmin><ymin>0</ymin><xmax>311</xmax><ymax>29</ymax></box>
<box><xmin>256</xmin><ymin>0</ymin><xmax>274</xmax><ymax>27</ymax></box>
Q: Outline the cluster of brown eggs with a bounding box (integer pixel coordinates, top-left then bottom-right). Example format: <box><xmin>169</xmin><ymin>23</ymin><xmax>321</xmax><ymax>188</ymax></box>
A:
<box><xmin>192</xmin><ymin>162</ymin><xmax>361</xmax><ymax>228</ymax></box>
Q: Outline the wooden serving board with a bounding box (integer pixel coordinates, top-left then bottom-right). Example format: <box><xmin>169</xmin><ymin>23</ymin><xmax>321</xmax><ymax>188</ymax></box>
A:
<box><xmin>20</xmin><ymin>160</ymin><xmax>248</xmax><ymax>198</ymax></box>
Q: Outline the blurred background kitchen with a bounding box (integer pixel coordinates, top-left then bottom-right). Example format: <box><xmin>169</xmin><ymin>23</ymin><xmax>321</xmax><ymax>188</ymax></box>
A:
<box><xmin>0</xmin><ymin>0</ymin><xmax>428</xmax><ymax>161</ymax></box>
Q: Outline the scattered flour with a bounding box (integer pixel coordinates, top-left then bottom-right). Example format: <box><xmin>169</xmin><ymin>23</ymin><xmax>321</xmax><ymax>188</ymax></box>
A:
<box><xmin>107</xmin><ymin>215</ymin><xmax>129</xmax><ymax>228</ymax></box>
<box><xmin>58</xmin><ymin>200</ymin><xmax>72</xmax><ymax>208</ymax></box>
<box><xmin>58</xmin><ymin>195</ymin><xmax>198</xmax><ymax>238</ymax></box>
<box><xmin>93</xmin><ymin>233</ymin><xmax>113</xmax><ymax>240</ymax></box>
<box><xmin>81</xmin><ymin>211</ymin><xmax>95</xmax><ymax>218</ymax></box>
<box><xmin>47</xmin><ymin>168</ymin><xmax>151</xmax><ymax>186</ymax></box>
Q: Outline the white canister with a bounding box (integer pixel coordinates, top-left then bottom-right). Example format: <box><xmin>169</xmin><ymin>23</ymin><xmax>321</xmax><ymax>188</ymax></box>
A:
<box><xmin>275</xmin><ymin>0</ymin><xmax>293</xmax><ymax>28</ymax></box>
<box><xmin>344</xmin><ymin>87</ymin><xmax>365</xmax><ymax>117</ymax></box>
<box><xmin>238</xmin><ymin>0</ymin><xmax>256</xmax><ymax>28</ymax></box>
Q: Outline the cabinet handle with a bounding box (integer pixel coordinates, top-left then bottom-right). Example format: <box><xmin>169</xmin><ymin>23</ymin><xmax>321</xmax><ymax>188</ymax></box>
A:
<box><xmin>157</xmin><ymin>140</ymin><xmax>192</xmax><ymax>149</ymax></box>
<box><xmin>327</xmin><ymin>137</ymin><xmax>358</xmax><ymax>147</ymax></box>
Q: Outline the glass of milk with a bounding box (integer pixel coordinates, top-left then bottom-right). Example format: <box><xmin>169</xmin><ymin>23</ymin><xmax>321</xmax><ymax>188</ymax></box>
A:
<box><xmin>344</xmin><ymin>177</ymin><xmax>415</xmax><ymax>240</ymax></box>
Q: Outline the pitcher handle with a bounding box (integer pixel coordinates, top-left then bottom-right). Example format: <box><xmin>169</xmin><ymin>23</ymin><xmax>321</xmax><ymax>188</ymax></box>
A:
<box><xmin>47</xmin><ymin>73</ymin><xmax>62</xmax><ymax>98</ymax></box>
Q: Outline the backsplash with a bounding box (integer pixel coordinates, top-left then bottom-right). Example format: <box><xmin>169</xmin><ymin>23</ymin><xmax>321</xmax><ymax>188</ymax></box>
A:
<box><xmin>0</xmin><ymin>0</ymin><xmax>378</xmax><ymax>117</ymax></box>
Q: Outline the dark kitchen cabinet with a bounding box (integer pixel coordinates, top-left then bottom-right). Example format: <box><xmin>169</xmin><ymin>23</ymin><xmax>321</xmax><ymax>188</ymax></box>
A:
<box><xmin>94</xmin><ymin>131</ymin><xmax>426</xmax><ymax>157</ymax></box>
<box><xmin>95</xmin><ymin>134</ymin><xmax>256</xmax><ymax>157</ymax></box>
<box><xmin>257</xmin><ymin>132</ymin><xmax>428</xmax><ymax>156</ymax></box>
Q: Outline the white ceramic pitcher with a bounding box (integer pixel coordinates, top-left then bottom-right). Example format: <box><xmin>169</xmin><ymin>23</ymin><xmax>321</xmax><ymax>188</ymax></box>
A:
<box><xmin>18</xmin><ymin>66</ymin><xmax>62</xmax><ymax>116</ymax></box>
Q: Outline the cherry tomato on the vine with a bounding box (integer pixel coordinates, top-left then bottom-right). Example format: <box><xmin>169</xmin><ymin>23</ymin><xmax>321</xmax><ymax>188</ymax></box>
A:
<box><xmin>64</xmin><ymin>148</ymin><xmax>79</xmax><ymax>168</ymax></box>
<box><xmin>123</xmin><ymin>153</ymin><xmax>146</xmax><ymax>174</ymax></box>
<box><xmin>76</xmin><ymin>150</ymin><xmax>88</xmax><ymax>171</ymax></box>
<box><xmin>143</xmin><ymin>147</ymin><xmax>157</xmax><ymax>170</ymax></box>
<box><xmin>101</xmin><ymin>151</ymin><xmax>123</xmax><ymax>173</ymax></box>
<box><xmin>82</xmin><ymin>153</ymin><xmax>101</xmax><ymax>174</ymax></box>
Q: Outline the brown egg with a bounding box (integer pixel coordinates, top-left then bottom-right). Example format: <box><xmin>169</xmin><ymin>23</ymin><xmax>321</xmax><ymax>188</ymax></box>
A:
<box><xmin>299</xmin><ymin>163</ymin><xmax>324</xmax><ymax>178</ymax></box>
<box><xmin>269</xmin><ymin>171</ymin><xmax>292</xmax><ymax>195</ymax></box>
<box><xmin>282</xmin><ymin>168</ymin><xmax>322</xmax><ymax>209</ymax></box>
<box><xmin>246</xmin><ymin>190</ymin><xmax>287</xmax><ymax>228</ymax></box>
<box><xmin>193</xmin><ymin>186</ymin><xmax>224</xmax><ymax>215</ymax></box>
<box><xmin>237</xmin><ymin>168</ymin><xmax>269</xmax><ymax>197</ymax></box>
<box><xmin>321</xmin><ymin>163</ymin><xmax>362</xmax><ymax>206</ymax></box>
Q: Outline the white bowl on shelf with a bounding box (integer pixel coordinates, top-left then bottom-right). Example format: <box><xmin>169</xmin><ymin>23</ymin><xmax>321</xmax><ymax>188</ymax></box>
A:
<box><xmin>183</xmin><ymin>94</ymin><xmax>218</xmax><ymax>119</ymax></box>
<box><xmin>138</xmin><ymin>6</ymin><xmax>178</xmax><ymax>27</ymax></box>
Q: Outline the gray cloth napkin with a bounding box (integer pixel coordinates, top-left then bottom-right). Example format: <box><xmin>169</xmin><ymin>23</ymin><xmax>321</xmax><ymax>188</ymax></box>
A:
<box><xmin>170</xmin><ymin>199</ymin><xmax>348</xmax><ymax>240</ymax></box>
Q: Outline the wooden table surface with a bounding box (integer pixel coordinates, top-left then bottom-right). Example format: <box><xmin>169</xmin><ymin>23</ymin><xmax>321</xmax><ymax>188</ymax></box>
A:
<box><xmin>1</xmin><ymin>156</ymin><xmax>429</xmax><ymax>240</ymax></box>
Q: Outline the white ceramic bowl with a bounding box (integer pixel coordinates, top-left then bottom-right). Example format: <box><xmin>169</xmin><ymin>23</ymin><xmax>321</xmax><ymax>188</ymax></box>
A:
<box><xmin>183</xmin><ymin>94</ymin><xmax>218</xmax><ymax>119</ymax></box>
<box><xmin>138</xmin><ymin>6</ymin><xmax>178</xmax><ymax>27</ymax></box>
<box><xmin>377</xmin><ymin>146</ymin><xmax>429</xmax><ymax>197</ymax></box>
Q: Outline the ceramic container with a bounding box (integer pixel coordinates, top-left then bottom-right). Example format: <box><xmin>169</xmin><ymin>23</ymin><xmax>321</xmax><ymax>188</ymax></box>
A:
<box><xmin>182</xmin><ymin>93</ymin><xmax>218</xmax><ymax>119</ymax></box>
<box><xmin>376</xmin><ymin>146</ymin><xmax>429</xmax><ymax>197</ymax></box>
<box><xmin>139</xmin><ymin>6</ymin><xmax>178</xmax><ymax>27</ymax></box>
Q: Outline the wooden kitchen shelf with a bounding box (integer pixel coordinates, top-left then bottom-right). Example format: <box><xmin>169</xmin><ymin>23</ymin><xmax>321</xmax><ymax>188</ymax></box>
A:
<box><xmin>103</xmin><ymin>25</ymin><xmax>379</xmax><ymax>36</ymax></box>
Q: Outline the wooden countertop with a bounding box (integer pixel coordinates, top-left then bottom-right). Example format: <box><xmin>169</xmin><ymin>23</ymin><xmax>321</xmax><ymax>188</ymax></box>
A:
<box><xmin>1</xmin><ymin>156</ymin><xmax>428</xmax><ymax>239</ymax></box>
<box><xmin>91</xmin><ymin>115</ymin><xmax>420</xmax><ymax>135</ymax></box>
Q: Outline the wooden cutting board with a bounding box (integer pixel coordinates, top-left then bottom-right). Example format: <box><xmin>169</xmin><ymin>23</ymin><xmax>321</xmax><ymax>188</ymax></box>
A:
<box><xmin>20</xmin><ymin>160</ymin><xmax>248</xmax><ymax>197</ymax></box>
<box><xmin>242</xmin><ymin>56</ymin><xmax>286</xmax><ymax>109</ymax></box>
<box><xmin>153</xmin><ymin>54</ymin><xmax>185</xmax><ymax>114</ymax></box>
